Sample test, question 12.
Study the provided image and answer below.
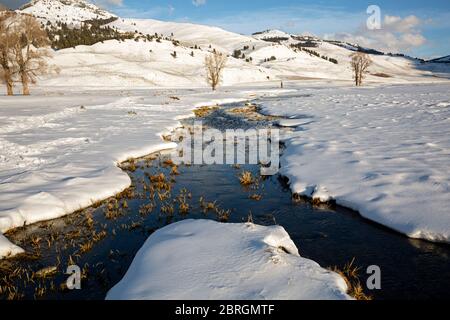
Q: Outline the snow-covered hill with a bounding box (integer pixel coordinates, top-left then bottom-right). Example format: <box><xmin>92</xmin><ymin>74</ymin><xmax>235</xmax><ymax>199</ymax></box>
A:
<box><xmin>43</xmin><ymin>39</ymin><xmax>276</xmax><ymax>87</ymax></box>
<box><xmin>19</xmin><ymin>0</ymin><xmax>115</xmax><ymax>26</ymax></box>
<box><xmin>109</xmin><ymin>18</ymin><xmax>265</xmax><ymax>53</ymax></box>
<box><xmin>252</xmin><ymin>29</ymin><xmax>293</xmax><ymax>41</ymax></box>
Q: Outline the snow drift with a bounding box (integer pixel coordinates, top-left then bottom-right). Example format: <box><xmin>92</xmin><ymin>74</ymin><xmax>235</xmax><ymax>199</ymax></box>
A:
<box><xmin>106</xmin><ymin>219</ymin><xmax>351</xmax><ymax>300</ymax></box>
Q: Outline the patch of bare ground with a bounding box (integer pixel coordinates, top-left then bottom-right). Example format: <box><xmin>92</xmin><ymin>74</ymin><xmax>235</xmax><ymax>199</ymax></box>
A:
<box><xmin>226</xmin><ymin>103</ymin><xmax>280</xmax><ymax>121</ymax></box>
<box><xmin>371</xmin><ymin>72</ymin><xmax>392</xmax><ymax>78</ymax></box>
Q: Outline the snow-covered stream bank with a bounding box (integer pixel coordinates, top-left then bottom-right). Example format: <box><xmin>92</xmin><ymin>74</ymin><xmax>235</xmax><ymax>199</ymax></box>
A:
<box><xmin>0</xmin><ymin>86</ymin><xmax>292</xmax><ymax>258</ymax></box>
<box><xmin>259</xmin><ymin>83</ymin><xmax>450</xmax><ymax>243</ymax></box>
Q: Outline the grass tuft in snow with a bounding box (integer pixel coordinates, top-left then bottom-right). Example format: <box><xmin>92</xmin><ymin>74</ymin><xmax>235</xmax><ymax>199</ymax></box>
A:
<box><xmin>194</xmin><ymin>106</ymin><xmax>219</xmax><ymax>118</ymax></box>
<box><xmin>329</xmin><ymin>258</ymin><xmax>372</xmax><ymax>301</ymax></box>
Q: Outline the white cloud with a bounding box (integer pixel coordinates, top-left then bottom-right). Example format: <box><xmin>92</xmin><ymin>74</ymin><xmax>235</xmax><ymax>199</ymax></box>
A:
<box><xmin>330</xmin><ymin>15</ymin><xmax>427</xmax><ymax>54</ymax></box>
<box><xmin>384</xmin><ymin>15</ymin><xmax>420</xmax><ymax>33</ymax></box>
<box><xmin>401</xmin><ymin>33</ymin><xmax>426</xmax><ymax>47</ymax></box>
<box><xmin>192</xmin><ymin>0</ymin><xmax>206</xmax><ymax>7</ymax></box>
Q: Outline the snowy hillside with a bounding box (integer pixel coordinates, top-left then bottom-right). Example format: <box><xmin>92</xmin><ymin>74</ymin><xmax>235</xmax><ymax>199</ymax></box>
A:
<box><xmin>109</xmin><ymin>18</ymin><xmax>265</xmax><ymax>53</ymax></box>
<box><xmin>107</xmin><ymin>21</ymin><xmax>357</xmax><ymax>82</ymax></box>
<box><xmin>41</xmin><ymin>39</ymin><xmax>276</xmax><ymax>88</ymax></box>
<box><xmin>19</xmin><ymin>0</ymin><xmax>115</xmax><ymax>26</ymax></box>
<box><xmin>8</xmin><ymin>0</ymin><xmax>448</xmax><ymax>88</ymax></box>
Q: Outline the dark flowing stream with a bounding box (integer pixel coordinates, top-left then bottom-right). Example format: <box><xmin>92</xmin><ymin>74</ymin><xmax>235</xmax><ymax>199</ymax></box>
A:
<box><xmin>1</xmin><ymin>99</ymin><xmax>449</xmax><ymax>300</ymax></box>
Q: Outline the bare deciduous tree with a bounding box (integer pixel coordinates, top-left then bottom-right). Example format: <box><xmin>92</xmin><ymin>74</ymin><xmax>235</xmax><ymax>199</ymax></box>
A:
<box><xmin>205</xmin><ymin>51</ymin><xmax>227</xmax><ymax>91</ymax></box>
<box><xmin>0</xmin><ymin>12</ymin><xmax>17</xmax><ymax>96</ymax></box>
<box><xmin>350</xmin><ymin>52</ymin><xmax>372</xmax><ymax>86</ymax></box>
<box><xmin>12</xmin><ymin>15</ymin><xmax>52</xmax><ymax>95</ymax></box>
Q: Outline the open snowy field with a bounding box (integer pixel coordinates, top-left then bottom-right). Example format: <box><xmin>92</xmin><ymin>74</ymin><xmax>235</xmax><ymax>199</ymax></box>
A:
<box><xmin>106</xmin><ymin>219</ymin><xmax>351</xmax><ymax>300</ymax></box>
<box><xmin>1</xmin><ymin>81</ymin><xmax>449</xmax><ymax>257</ymax></box>
<box><xmin>260</xmin><ymin>83</ymin><xmax>450</xmax><ymax>242</ymax></box>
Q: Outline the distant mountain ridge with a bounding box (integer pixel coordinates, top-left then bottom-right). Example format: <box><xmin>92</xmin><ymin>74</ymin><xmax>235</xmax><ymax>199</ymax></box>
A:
<box><xmin>428</xmin><ymin>55</ymin><xmax>450</xmax><ymax>63</ymax></box>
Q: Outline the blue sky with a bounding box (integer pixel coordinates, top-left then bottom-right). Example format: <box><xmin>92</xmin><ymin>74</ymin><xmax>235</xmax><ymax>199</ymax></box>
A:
<box><xmin>3</xmin><ymin>0</ymin><xmax>450</xmax><ymax>58</ymax></box>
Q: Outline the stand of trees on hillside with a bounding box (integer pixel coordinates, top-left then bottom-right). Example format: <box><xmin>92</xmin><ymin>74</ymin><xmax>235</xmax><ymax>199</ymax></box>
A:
<box><xmin>47</xmin><ymin>21</ymin><xmax>134</xmax><ymax>50</ymax></box>
<box><xmin>291</xmin><ymin>44</ymin><xmax>339</xmax><ymax>64</ymax></box>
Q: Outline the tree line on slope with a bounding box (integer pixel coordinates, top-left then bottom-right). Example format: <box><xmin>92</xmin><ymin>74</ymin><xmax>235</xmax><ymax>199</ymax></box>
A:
<box><xmin>47</xmin><ymin>18</ymin><xmax>135</xmax><ymax>50</ymax></box>
<box><xmin>291</xmin><ymin>44</ymin><xmax>338</xmax><ymax>64</ymax></box>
